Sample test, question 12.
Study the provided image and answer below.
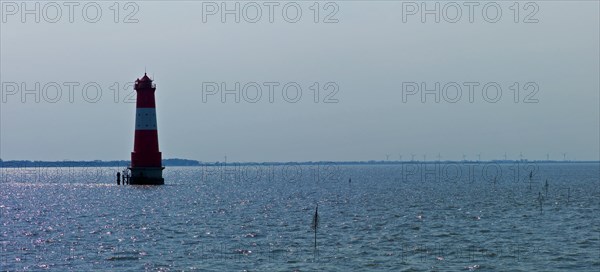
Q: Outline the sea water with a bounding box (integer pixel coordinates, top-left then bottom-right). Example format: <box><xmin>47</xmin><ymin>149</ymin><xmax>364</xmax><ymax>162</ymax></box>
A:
<box><xmin>1</xmin><ymin>163</ymin><xmax>599</xmax><ymax>271</ymax></box>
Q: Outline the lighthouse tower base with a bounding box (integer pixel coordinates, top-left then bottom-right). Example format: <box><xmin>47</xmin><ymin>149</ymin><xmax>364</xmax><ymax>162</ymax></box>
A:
<box><xmin>128</xmin><ymin>167</ymin><xmax>165</xmax><ymax>185</ymax></box>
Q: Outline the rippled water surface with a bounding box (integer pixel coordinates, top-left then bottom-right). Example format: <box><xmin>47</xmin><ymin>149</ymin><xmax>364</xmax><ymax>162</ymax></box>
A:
<box><xmin>1</xmin><ymin>163</ymin><xmax>599</xmax><ymax>271</ymax></box>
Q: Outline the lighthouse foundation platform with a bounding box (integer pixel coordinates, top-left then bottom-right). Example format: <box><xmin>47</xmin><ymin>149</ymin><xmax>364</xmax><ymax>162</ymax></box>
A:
<box><xmin>128</xmin><ymin>167</ymin><xmax>165</xmax><ymax>185</ymax></box>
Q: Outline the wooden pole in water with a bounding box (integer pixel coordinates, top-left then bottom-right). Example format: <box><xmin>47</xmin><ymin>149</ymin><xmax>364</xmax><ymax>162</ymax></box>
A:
<box><xmin>538</xmin><ymin>192</ymin><xmax>543</xmax><ymax>214</ymax></box>
<box><xmin>312</xmin><ymin>204</ymin><xmax>319</xmax><ymax>254</ymax></box>
<box><xmin>528</xmin><ymin>170</ymin><xmax>533</xmax><ymax>190</ymax></box>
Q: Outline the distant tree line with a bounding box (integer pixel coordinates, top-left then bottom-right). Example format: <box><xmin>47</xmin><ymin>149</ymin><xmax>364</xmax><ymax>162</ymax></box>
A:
<box><xmin>0</xmin><ymin>158</ymin><xmax>201</xmax><ymax>168</ymax></box>
<box><xmin>0</xmin><ymin>158</ymin><xmax>595</xmax><ymax>168</ymax></box>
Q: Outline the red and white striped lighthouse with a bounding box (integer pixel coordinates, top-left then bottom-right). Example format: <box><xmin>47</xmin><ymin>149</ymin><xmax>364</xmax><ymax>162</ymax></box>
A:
<box><xmin>129</xmin><ymin>73</ymin><xmax>164</xmax><ymax>185</ymax></box>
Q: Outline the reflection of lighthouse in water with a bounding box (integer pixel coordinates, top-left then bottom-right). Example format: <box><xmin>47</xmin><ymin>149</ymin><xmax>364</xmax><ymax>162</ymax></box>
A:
<box><xmin>129</xmin><ymin>73</ymin><xmax>164</xmax><ymax>185</ymax></box>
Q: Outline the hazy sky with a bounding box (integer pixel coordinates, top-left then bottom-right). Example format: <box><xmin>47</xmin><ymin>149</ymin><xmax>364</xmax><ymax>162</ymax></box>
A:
<box><xmin>1</xmin><ymin>1</ymin><xmax>599</xmax><ymax>162</ymax></box>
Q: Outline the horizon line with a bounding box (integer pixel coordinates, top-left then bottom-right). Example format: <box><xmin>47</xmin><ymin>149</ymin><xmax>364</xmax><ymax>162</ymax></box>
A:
<box><xmin>1</xmin><ymin>158</ymin><xmax>599</xmax><ymax>167</ymax></box>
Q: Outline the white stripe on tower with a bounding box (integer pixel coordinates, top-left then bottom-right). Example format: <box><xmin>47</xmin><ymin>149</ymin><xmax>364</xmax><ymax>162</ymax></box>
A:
<box><xmin>135</xmin><ymin>108</ymin><xmax>157</xmax><ymax>130</ymax></box>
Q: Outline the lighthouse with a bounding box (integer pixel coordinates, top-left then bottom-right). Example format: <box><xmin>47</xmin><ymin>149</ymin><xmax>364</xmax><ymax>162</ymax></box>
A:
<box><xmin>129</xmin><ymin>73</ymin><xmax>164</xmax><ymax>185</ymax></box>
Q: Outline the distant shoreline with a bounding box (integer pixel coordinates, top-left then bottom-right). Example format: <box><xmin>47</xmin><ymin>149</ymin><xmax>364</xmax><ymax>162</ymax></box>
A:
<box><xmin>0</xmin><ymin>159</ymin><xmax>598</xmax><ymax>168</ymax></box>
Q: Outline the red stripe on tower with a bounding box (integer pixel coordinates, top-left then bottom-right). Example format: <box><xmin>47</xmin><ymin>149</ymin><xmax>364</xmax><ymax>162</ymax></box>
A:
<box><xmin>129</xmin><ymin>73</ymin><xmax>164</xmax><ymax>185</ymax></box>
